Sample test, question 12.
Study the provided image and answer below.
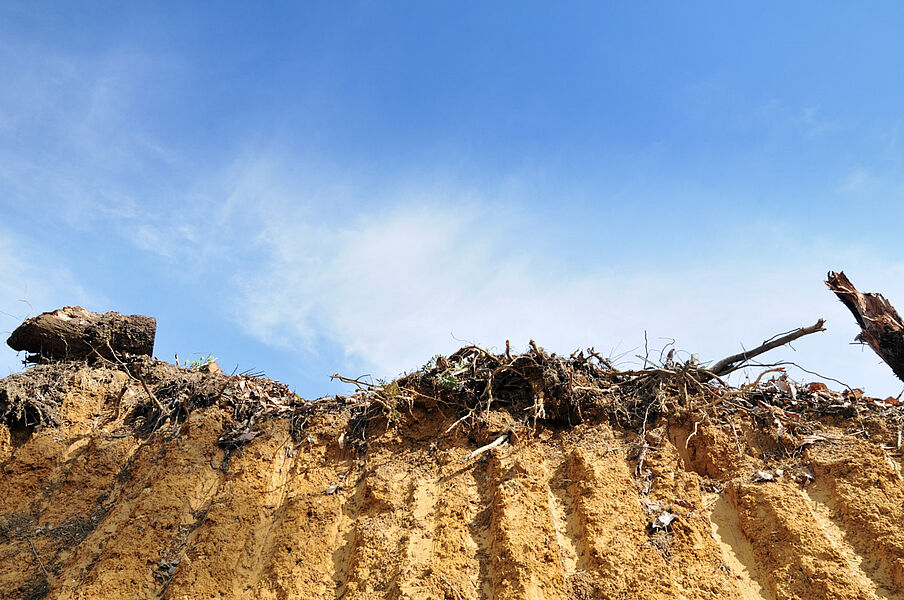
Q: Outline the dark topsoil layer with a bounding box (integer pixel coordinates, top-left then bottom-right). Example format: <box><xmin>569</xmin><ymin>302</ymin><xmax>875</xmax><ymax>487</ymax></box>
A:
<box><xmin>2</xmin><ymin>342</ymin><xmax>903</xmax><ymax>455</ymax></box>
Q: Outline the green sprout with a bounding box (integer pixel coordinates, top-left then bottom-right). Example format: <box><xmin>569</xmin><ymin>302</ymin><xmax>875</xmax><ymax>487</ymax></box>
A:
<box><xmin>183</xmin><ymin>354</ymin><xmax>218</xmax><ymax>370</ymax></box>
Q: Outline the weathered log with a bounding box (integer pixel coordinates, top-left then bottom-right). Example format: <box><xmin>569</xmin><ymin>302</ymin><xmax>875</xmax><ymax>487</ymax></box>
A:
<box><xmin>826</xmin><ymin>271</ymin><xmax>904</xmax><ymax>382</ymax></box>
<box><xmin>6</xmin><ymin>306</ymin><xmax>156</xmax><ymax>363</ymax></box>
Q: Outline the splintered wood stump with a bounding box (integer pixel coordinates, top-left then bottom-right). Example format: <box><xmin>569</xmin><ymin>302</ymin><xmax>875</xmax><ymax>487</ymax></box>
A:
<box><xmin>6</xmin><ymin>306</ymin><xmax>156</xmax><ymax>363</ymax></box>
<box><xmin>826</xmin><ymin>271</ymin><xmax>904</xmax><ymax>382</ymax></box>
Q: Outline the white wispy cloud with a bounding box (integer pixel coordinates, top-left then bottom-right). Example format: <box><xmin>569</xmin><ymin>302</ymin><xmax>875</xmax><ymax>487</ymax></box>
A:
<box><xmin>210</xmin><ymin>179</ymin><xmax>904</xmax><ymax>398</ymax></box>
<box><xmin>0</xmin><ymin>33</ymin><xmax>183</xmax><ymax>229</ymax></box>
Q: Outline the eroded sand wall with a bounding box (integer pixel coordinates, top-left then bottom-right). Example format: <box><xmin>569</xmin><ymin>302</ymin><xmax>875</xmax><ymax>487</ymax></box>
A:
<box><xmin>1</xmin><ymin>367</ymin><xmax>903</xmax><ymax>600</ymax></box>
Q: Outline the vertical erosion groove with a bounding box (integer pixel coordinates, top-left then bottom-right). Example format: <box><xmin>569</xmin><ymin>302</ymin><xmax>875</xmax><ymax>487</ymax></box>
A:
<box><xmin>803</xmin><ymin>440</ymin><xmax>904</xmax><ymax>594</ymax></box>
<box><xmin>486</xmin><ymin>447</ymin><xmax>570</xmax><ymax>600</ymax></box>
<box><xmin>546</xmin><ymin>453</ymin><xmax>587</xmax><ymax>578</ymax></box>
<box><xmin>341</xmin><ymin>448</ymin><xmax>432</xmax><ymax>599</ymax></box>
<box><xmin>727</xmin><ymin>481</ymin><xmax>891</xmax><ymax>600</ymax></box>
<box><xmin>469</xmin><ymin>452</ymin><xmax>495</xmax><ymax>600</ymax></box>
<box><xmin>430</xmin><ymin>449</ymin><xmax>490</xmax><ymax>600</ymax></box>
<box><xmin>566</xmin><ymin>445</ymin><xmax>677</xmax><ymax>598</ymax></box>
<box><xmin>55</xmin><ymin>410</ymin><xmax>227</xmax><ymax>600</ymax></box>
<box><xmin>160</xmin><ymin>422</ymin><xmax>294</xmax><ymax>599</ymax></box>
<box><xmin>394</xmin><ymin>458</ymin><xmax>439</xmax><ymax>600</ymax></box>
<box><xmin>708</xmin><ymin>496</ymin><xmax>776</xmax><ymax>600</ymax></box>
<box><xmin>332</xmin><ymin>471</ymin><xmax>367</xmax><ymax>599</ymax></box>
<box><xmin>243</xmin><ymin>438</ymin><xmax>356</xmax><ymax>600</ymax></box>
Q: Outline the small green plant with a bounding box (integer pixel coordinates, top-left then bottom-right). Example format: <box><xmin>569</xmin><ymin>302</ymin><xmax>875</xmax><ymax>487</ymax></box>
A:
<box><xmin>183</xmin><ymin>354</ymin><xmax>218</xmax><ymax>370</ymax></box>
<box><xmin>380</xmin><ymin>379</ymin><xmax>401</xmax><ymax>399</ymax></box>
<box><xmin>437</xmin><ymin>372</ymin><xmax>458</xmax><ymax>389</ymax></box>
<box><xmin>429</xmin><ymin>355</ymin><xmax>470</xmax><ymax>390</ymax></box>
<box><xmin>372</xmin><ymin>378</ymin><xmax>410</xmax><ymax>426</ymax></box>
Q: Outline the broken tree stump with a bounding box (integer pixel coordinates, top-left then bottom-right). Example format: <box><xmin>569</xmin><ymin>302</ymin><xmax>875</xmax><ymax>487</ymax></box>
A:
<box><xmin>826</xmin><ymin>271</ymin><xmax>904</xmax><ymax>382</ymax></box>
<box><xmin>6</xmin><ymin>306</ymin><xmax>156</xmax><ymax>363</ymax></box>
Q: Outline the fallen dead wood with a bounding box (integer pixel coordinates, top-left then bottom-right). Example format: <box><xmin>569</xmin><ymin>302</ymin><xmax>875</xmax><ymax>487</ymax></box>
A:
<box><xmin>827</xmin><ymin>270</ymin><xmax>904</xmax><ymax>382</ymax></box>
<box><xmin>707</xmin><ymin>319</ymin><xmax>826</xmax><ymax>377</ymax></box>
<box><xmin>7</xmin><ymin>306</ymin><xmax>156</xmax><ymax>363</ymax></box>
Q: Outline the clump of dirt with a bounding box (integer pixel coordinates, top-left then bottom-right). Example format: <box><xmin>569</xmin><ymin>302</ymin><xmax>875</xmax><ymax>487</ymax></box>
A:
<box><xmin>1</xmin><ymin>343</ymin><xmax>903</xmax><ymax>600</ymax></box>
<box><xmin>0</xmin><ymin>362</ymin><xmax>82</xmax><ymax>431</ymax></box>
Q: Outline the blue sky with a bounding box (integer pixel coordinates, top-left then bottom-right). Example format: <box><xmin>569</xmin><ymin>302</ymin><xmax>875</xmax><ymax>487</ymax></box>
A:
<box><xmin>3</xmin><ymin>2</ymin><xmax>904</xmax><ymax>397</ymax></box>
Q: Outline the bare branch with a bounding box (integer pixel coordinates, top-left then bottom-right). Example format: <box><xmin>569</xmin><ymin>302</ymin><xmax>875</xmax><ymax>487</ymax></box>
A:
<box><xmin>708</xmin><ymin>319</ymin><xmax>826</xmax><ymax>377</ymax></box>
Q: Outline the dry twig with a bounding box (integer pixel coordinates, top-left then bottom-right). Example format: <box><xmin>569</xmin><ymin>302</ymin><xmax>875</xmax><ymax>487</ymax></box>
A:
<box><xmin>27</xmin><ymin>536</ymin><xmax>49</xmax><ymax>578</ymax></box>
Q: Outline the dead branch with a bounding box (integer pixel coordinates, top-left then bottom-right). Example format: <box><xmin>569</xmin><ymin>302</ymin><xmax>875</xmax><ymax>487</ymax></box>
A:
<box><xmin>708</xmin><ymin>319</ymin><xmax>826</xmax><ymax>378</ymax></box>
<box><xmin>827</xmin><ymin>270</ymin><xmax>904</xmax><ymax>382</ymax></box>
<box><xmin>100</xmin><ymin>343</ymin><xmax>167</xmax><ymax>416</ymax></box>
<box><xmin>586</xmin><ymin>348</ymin><xmax>615</xmax><ymax>370</ymax></box>
<box><xmin>330</xmin><ymin>373</ymin><xmax>377</xmax><ymax>390</ymax></box>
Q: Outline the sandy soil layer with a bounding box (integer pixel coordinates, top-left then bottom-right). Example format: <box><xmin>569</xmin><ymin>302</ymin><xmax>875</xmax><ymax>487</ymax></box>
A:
<box><xmin>1</xmin><ymin>365</ymin><xmax>903</xmax><ymax>600</ymax></box>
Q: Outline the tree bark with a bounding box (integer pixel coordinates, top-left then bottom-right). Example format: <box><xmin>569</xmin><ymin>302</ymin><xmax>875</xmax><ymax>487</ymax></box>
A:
<box><xmin>826</xmin><ymin>271</ymin><xmax>904</xmax><ymax>382</ymax></box>
<box><xmin>6</xmin><ymin>306</ymin><xmax>156</xmax><ymax>363</ymax></box>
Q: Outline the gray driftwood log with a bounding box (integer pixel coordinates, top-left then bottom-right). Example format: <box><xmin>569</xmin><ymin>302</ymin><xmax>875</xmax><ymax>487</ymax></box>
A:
<box><xmin>826</xmin><ymin>270</ymin><xmax>904</xmax><ymax>382</ymax></box>
<box><xmin>6</xmin><ymin>306</ymin><xmax>156</xmax><ymax>363</ymax></box>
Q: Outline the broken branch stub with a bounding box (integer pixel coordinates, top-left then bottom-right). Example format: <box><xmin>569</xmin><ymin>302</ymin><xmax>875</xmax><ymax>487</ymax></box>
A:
<box><xmin>826</xmin><ymin>270</ymin><xmax>904</xmax><ymax>382</ymax></box>
<box><xmin>7</xmin><ymin>306</ymin><xmax>156</xmax><ymax>363</ymax></box>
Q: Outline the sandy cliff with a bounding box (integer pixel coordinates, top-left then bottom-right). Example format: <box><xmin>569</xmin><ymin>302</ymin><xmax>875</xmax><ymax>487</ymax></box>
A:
<box><xmin>1</xmin><ymin>348</ymin><xmax>903</xmax><ymax>600</ymax></box>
